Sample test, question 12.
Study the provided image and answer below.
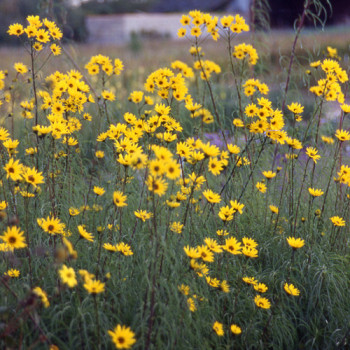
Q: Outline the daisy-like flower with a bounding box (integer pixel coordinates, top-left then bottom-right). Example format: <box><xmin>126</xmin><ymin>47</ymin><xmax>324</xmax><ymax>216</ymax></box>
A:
<box><xmin>0</xmin><ymin>226</ymin><xmax>27</xmax><ymax>249</ymax></box>
<box><xmin>335</xmin><ymin>129</ymin><xmax>350</xmax><ymax>142</ymax></box>
<box><xmin>287</xmin><ymin>102</ymin><xmax>304</xmax><ymax>114</ymax></box>
<box><xmin>4</xmin><ymin>158</ymin><xmax>23</xmax><ymax>181</ymax></box>
<box><xmin>8</xmin><ymin>23</ymin><xmax>24</xmax><ymax>36</ymax></box>
<box><xmin>4</xmin><ymin>268</ymin><xmax>20</xmax><ymax>278</ymax></box>
<box><xmin>108</xmin><ymin>324</ymin><xmax>136</xmax><ymax>349</ymax></box>
<box><xmin>197</xmin><ymin>245</ymin><xmax>214</xmax><ymax>262</ymax></box>
<box><xmin>305</xmin><ymin>147</ymin><xmax>321</xmax><ymax>163</ymax></box>
<box><xmin>269</xmin><ymin>205</ymin><xmax>278</xmax><ymax>214</ymax></box>
<box><xmin>262</xmin><ymin>170</ymin><xmax>276</xmax><ymax>179</ymax></box>
<box><xmin>50</xmin><ymin>43</ymin><xmax>61</xmax><ymax>56</ymax></box>
<box><xmin>284</xmin><ymin>283</ymin><xmax>300</xmax><ymax>296</ymax></box>
<box><xmin>40</xmin><ymin>216</ymin><xmax>65</xmax><ymax>235</ymax></box>
<box><xmin>223</xmin><ymin>237</ymin><xmax>242</xmax><ymax>255</ymax></box>
<box><xmin>93</xmin><ymin>186</ymin><xmax>105</xmax><ymax>196</ymax></box>
<box><xmin>254</xmin><ymin>283</ymin><xmax>268</xmax><ymax>293</ymax></box>
<box><xmin>117</xmin><ymin>242</ymin><xmax>133</xmax><ymax>256</ymax></box>
<box><xmin>14</xmin><ymin>62</ymin><xmax>28</xmax><ymax>74</ymax></box>
<box><xmin>103</xmin><ymin>243</ymin><xmax>118</xmax><ymax>252</ymax></box>
<box><xmin>213</xmin><ymin>321</ymin><xmax>224</xmax><ymax>336</ymax></box>
<box><xmin>78</xmin><ymin>225</ymin><xmax>94</xmax><ymax>242</ymax></box>
<box><xmin>256</xmin><ymin>182</ymin><xmax>267</xmax><ymax>193</ymax></box>
<box><xmin>22</xmin><ymin>166</ymin><xmax>44</xmax><ymax>188</ymax></box>
<box><xmin>286</xmin><ymin>237</ymin><xmax>305</xmax><ymax>249</ymax></box>
<box><xmin>204</xmin><ymin>238</ymin><xmax>222</xmax><ymax>253</ymax></box>
<box><xmin>113</xmin><ymin>191</ymin><xmax>127</xmax><ymax>207</ymax></box>
<box><xmin>134</xmin><ymin>210</ymin><xmax>153</xmax><ymax>222</ymax></box>
<box><xmin>69</xmin><ymin>207</ymin><xmax>80</xmax><ymax>216</ymax></box>
<box><xmin>202</xmin><ymin>189</ymin><xmax>221</xmax><ymax>203</ymax></box>
<box><xmin>184</xmin><ymin>246</ymin><xmax>200</xmax><ymax>259</ymax></box>
<box><xmin>84</xmin><ymin>279</ymin><xmax>105</xmax><ymax>294</ymax></box>
<box><xmin>102</xmin><ymin>90</ymin><xmax>116</xmax><ymax>101</ymax></box>
<box><xmin>170</xmin><ymin>221</ymin><xmax>184</xmax><ymax>234</ymax></box>
<box><xmin>308</xmin><ymin>188</ymin><xmax>324</xmax><ymax>197</ymax></box>
<box><xmin>254</xmin><ymin>295</ymin><xmax>271</xmax><ymax>309</ymax></box>
<box><xmin>330</xmin><ymin>216</ymin><xmax>345</xmax><ymax>227</ymax></box>
<box><xmin>58</xmin><ymin>264</ymin><xmax>77</xmax><ymax>288</ymax></box>
<box><xmin>230</xmin><ymin>324</ymin><xmax>242</xmax><ymax>335</ymax></box>
<box><xmin>242</xmin><ymin>276</ymin><xmax>258</xmax><ymax>285</ymax></box>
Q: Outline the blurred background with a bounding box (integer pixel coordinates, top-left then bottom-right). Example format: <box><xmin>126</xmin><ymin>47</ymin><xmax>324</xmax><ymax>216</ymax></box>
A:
<box><xmin>0</xmin><ymin>0</ymin><xmax>349</xmax><ymax>45</ymax></box>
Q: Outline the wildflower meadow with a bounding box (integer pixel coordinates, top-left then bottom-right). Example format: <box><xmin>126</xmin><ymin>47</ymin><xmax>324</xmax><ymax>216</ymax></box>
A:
<box><xmin>1</xmin><ymin>6</ymin><xmax>350</xmax><ymax>350</ymax></box>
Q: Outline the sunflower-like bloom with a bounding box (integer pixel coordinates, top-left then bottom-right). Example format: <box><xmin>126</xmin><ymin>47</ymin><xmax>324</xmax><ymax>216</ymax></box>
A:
<box><xmin>254</xmin><ymin>295</ymin><xmax>271</xmax><ymax>309</ymax></box>
<box><xmin>40</xmin><ymin>216</ymin><xmax>65</xmax><ymax>235</ymax></box>
<box><xmin>330</xmin><ymin>216</ymin><xmax>345</xmax><ymax>227</ymax></box>
<box><xmin>284</xmin><ymin>283</ymin><xmax>300</xmax><ymax>296</ymax></box>
<box><xmin>213</xmin><ymin>321</ymin><xmax>224</xmax><ymax>336</ymax></box>
<box><xmin>4</xmin><ymin>158</ymin><xmax>23</xmax><ymax>181</ymax></box>
<box><xmin>286</xmin><ymin>237</ymin><xmax>305</xmax><ymax>249</ymax></box>
<box><xmin>308</xmin><ymin>188</ymin><xmax>324</xmax><ymax>197</ymax></box>
<box><xmin>203</xmin><ymin>189</ymin><xmax>221</xmax><ymax>203</ymax></box>
<box><xmin>108</xmin><ymin>324</ymin><xmax>136</xmax><ymax>349</ymax></box>
<box><xmin>230</xmin><ymin>324</ymin><xmax>242</xmax><ymax>335</ymax></box>
<box><xmin>84</xmin><ymin>279</ymin><xmax>105</xmax><ymax>294</ymax></box>
<box><xmin>335</xmin><ymin>129</ymin><xmax>350</xmax><ymax>142</ymax></box>
<box><xmin>59</xmin><ymin>264</ymin><xmax>77</xmax><ymax>288</ymax></box>
<box><xmin>78</xmin><ymin>225</ymin><xmax>94</xmax><ymax>242</ymax></box>
<box><xmin>113</xmin><ymin>191</ymin><xmax>127</xmax><ymax>207</ymax></box>
<box><xmin>306</xmin><ymin>147</ymin><xmax>321</xmax><ymax>163</ymax></box>
<box><xmin>0</xmin><ymin>226</ymin><xmax>27</xmax><ymax>249</ymax></box>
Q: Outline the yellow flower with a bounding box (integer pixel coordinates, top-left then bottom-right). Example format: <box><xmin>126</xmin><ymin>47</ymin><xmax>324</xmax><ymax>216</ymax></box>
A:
<box><xmin>93</xmin><ymin>186</ymin><xmax>105</xmax><ymax>196</ymax></box>
<box><xmin>242</xmin><ymin>276</ymin><xmax>258</xmax><ymax>285</ymax></box>
<box><xmin>69</xmin><ymin>208</ymin><xmax>80</xmax><ymax>216</ymax></box>
<box><xmin>0</xmin><ymin>226</ymin><xmax>26</xmax><ymax>249</ymax></box>
<box><xmin>113</xmin><ymin>191</ymin><xmax>127</xmax><ymax>207</ymax></box>
<box><xmin>287</xmin><ymin>102</ymin><xmax>304</xmax><ymax>114</ymax></box>
<box><xmin>305</xmin><ymin>147</ymin><xmax>321</xmax><ymax>163</ymax></box>
<box><xmin>230</xmin><ymin>324</ymin><xmax>242</xmax><ymax>335</ymax></box>
<box><xmin>178</xmin><ymin>28</ymin><xmax>186</xmax><ymax>37</ymax></box>
<box><xmin>335</xmin><ymin>129</ymin><xmax>350</xmax><ymax>142</ymax></box>
<box><xmin>256</xmin><ymin>182</ymin><xmax>267</xmax><ymax>193</ymax></box>
<box><xmin>223</xmin><ymin>237</ymin><xmax>242</xmax><ymax>255</ymax></box>
<box><xmin>170</xmin><ymin>221</ymin><xmax>184</xmax><ymax>234</ymax></box>
<box><xmin>269</xmin><ymin>205</ymin><xmax>278</xmax><ymax>214</ymax></box>
<box><xmin>14</xmin><ymin>62</ymin><xmax>28</xmax><ymax>75</ymax></box>
<box><xmin>78</xmin><ymin>225</ymin><xmax>94</xmax><ymax>242</ymax></box>
<box><xmin>95</xmin><ymin>151</ymin><xmax>105</xmax><ymax>159</ymax></box>
<box><xmin>58</xmin><ymin>264</ymin><xmax>77</xmax><ymax>288</ymax></box>
<box><xmin>254</xmin><ymin>295</ymin><xmax>271</xmax><ymax>309</ymax></box>
<box><xmin>50</xmin><ymin>43</ymin><xmax>61</xmax><ymax>56</ymax></box>
<box><xmin>254</xmin><ymin>283</ymin><xmax>268</xmax><ymax>293</ymax></box>
<box><xmin>8</xmin><ymin>23</ymin><xmax>24</xmax><ymax>36</ymax></box>
<box><xmin>204</xmin><ymin>238</ymin><xmax>222</xmax><ymax>253</ymax></box>
<box><xmin>262</xmin><ymin>170</ymin><xmax>276</xmax><ymax>179</ymax></box>
<box><xmin>213</xmin><ymin>321</ymin><xmax>224</xmax><ymax>336</ymax></box>
<box><xmin>84</xmin><ymin>279</ymin><xmax>105</xmax><ymax>294</ymax></box>
<box><xmin>4</xmin><ymin>158</ymin><xmax>23</xmax><ymax>181</ymax></box>
<box><xmin>102</xmin><ymin>90</ymin><xmax>116</xmax><ymax>101</ymax></box>
<box><xmin>22</xmin><ymin>166</ymin><xmax>44</xmax><ymax>188</ymax></box>
<box><xmin>117</xmin><ymin>242</ymin><xmax>133</xmax><ymax>256</ymax></box>
<box><xmin>286</xmin><ymin>237</ymin><xmax>305</xmax><ymax>249</ymax></box>
<box><xmin>202</xmin><ymin>189</ymin><xmax>221</xmax><ymax>203</ymax></box>
<box><xmin>284</xmin><ymin>283</ymin><xmax>300</xmax><ymax>296</ymax></box>
<box><xmin>108</xmin><ymin>324</ymin><xmax>136</xmax><ymax>349</ymax></box>
<box><xmin>308</xmin><ymin>188</ymin><xmax>324</xmax><ymax>197</ymax></box>
<box><xmin>40</xmin><ymin>216</ymin><xmax>65</xmax><ymax>235</ymax></box>
<box><xmin>134</xmin><ymin>210</ymin><xmax>153</xmax><ymax>222</ymax></box>
<box><xmin>330</xmin><ymin>216</ymin><xmax>345</xmax><ymax>227</ymax></box>
<box><xmin>33</xmin><ymin>287</ymin><xmax>50</xmax><ymax>308</ymax></box>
